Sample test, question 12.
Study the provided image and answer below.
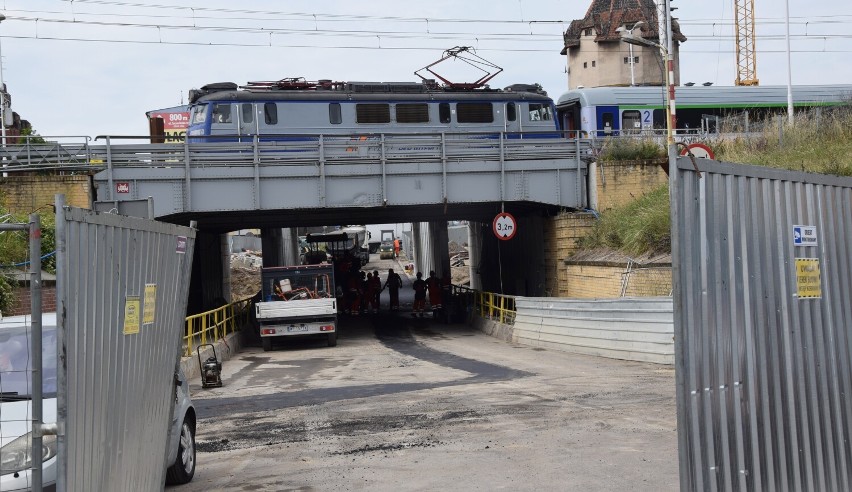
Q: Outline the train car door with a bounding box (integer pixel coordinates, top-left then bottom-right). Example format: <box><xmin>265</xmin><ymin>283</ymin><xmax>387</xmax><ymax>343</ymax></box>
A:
<box><xmin>504</xmin><ymin>102</ymin><xmax>521</xmax><ymax>134</ymax></box>
<box><xmin>237</xmin><ymin>103</ymin><xmax>257</xmax><ymax>141</ymax></box>
<box><xmin>596</xmin><ymin>105</ymin><xmax>619</xmax><ymax>137</ymax></box>
<box><xmin>210</xmin><ymin>102</ymin><xmax>238</xmax><ymax>140</ymax></box>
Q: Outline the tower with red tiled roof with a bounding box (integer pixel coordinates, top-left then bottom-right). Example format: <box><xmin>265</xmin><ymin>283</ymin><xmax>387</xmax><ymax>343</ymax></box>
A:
<box><xmin>560</xmin><ymin>0</ymin><xmax>686</xmax><ymax>89</ymax></box>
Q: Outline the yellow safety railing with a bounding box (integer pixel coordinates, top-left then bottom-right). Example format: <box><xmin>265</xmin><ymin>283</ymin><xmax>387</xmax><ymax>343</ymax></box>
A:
<box><xmin>452</xmin><ymin>286</ymin><xmax>516</xmax><ymax>325</ymax></box>
<box><xmin>183</xmin><ymin>297</ymin><xmax>254</xmax><ymax>357</ymax></box>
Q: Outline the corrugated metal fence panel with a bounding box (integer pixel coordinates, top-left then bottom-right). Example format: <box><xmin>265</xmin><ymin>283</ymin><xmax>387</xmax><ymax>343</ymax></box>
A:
<box><xmin>672</xmin><ymin>158</ymin><xmax>852</xmax><ymax>491</ymax></box>
<box><xmin>61</xmin><ymin>207</ymin><xmax>195</xmax><ymax>492</ymax></box>
<box><xmin>513</xmin><ymin>297</ymin><xmax>674</xmax><ymax>364</ymax></box>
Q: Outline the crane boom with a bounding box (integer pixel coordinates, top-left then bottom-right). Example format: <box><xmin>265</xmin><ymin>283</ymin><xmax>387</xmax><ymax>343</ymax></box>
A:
<box><xmin>734</xmin><ymin>0</ymin><xmax>759</xmax><ymax>86</ymax></box>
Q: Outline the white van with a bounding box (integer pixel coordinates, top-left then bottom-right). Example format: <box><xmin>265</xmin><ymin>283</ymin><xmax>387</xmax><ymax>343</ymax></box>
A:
<box><xmin>0</xmin><ymin>313</ymin><xmax>196</xmax><ymax>490</ymax></box>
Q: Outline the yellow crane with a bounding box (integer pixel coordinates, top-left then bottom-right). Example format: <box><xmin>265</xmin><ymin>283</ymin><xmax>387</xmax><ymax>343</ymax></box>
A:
<box><xmin>734</xmin><ymin>0</ymin><xmax>759</xmax><ymax>85</ymax></box>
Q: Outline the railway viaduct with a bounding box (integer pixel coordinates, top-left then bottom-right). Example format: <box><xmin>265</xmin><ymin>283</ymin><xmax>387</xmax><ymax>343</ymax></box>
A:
<box><xmin>0</xmin><ymin>133</ymin><xmax>667</xmax><ymax>313</ymax></box>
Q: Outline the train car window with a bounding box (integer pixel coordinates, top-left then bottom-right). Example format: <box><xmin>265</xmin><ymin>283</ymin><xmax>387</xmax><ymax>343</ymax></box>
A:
<box><xmin>507</xmin><ymin>102</ymin><xmax>517</xmax><ymax>122</ymax></box>
<box><xmin>653</xmin><ymin>109</ymin><xmax>666</xmax><ymax>130</ymax></box>
<box><xmin>212</xmin><ymin>103</ymin><xmax>232</xmax><ymax>124</ymax></box>
<box><xmin>439</xmin><ymin>103</ymin><xmax>451</xmax><ymax>124</ymax></box>
<box><xmin>528</xmin><ymin>103</ymin><xmax>552</xmax><ymax>121</ymax></box>
<box><xmin>329</xmin><ymin>103</ymin><xmax>342</xmax><ymax>124</ymax></box>
<box><xmin>457</xmin><ymin>103</ymin><xmax>493</xmax><ymax>123</ymax></box>
<box><xmin>622</xmin><ymin>110</ymin><xmax>642</xmax><ymax>133</ymax></box>
<box><xmin>356</xmin><ymin>104</ymin><xmax>391</xmax><ymax>124</ymax></box>
<box><xmin>602</xmin><ymin>112</ymin><xmax>614</xmax><ymax>134</ymax></box>
<box><xmin>241</xmin><ymin>104</ymin><xmax>254</xmax><ymax>124</ymax></box>
<box><xmin>264</xmin><ymin>103</ymin><xmax>278</xmax><ymax>125</ymax></box>
<box><xmin>396</xmin><ymin>104</ymin><xmax>429</xmax><ymax>123</ymax></box>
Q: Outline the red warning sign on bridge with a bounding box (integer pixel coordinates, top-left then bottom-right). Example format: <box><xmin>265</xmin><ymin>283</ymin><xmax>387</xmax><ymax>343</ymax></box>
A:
<box><xmin>493</xmin><ymin>212</ymin><xmax>517</xmax><ymax>241</ymax></box>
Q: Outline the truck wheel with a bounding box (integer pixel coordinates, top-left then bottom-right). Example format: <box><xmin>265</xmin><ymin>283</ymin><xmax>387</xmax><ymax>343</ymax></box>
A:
<box><xmin>327</xmin><ymin>332</ymin><xmax>338</xmax><ymax>347</ymax></box>
<box><xmin>262</xmin><ymin>337</ymin><xmax>272</xmax><ymax>351</ymax></box>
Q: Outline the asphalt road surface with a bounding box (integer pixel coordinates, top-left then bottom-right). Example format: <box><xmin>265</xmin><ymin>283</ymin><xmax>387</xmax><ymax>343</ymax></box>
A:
<box><xmin>171</xmin><ymin>257</ymin><xmax>679</xmax><ymax>491</ymax></box>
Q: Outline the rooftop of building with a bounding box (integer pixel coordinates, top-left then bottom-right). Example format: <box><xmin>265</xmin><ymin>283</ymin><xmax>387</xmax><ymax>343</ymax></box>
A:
<box><xmin>561</xmin><ymin>0</ymin><xmax>686</xmax><ymax>55</ymax></box>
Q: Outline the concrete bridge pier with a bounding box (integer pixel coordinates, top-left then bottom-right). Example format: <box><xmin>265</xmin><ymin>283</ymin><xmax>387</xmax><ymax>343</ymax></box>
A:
<box><xmin>410</xmin><ymin>221</ymin><xmax>450</xmax><ymax>279</ymax></box>
<box><xmin>467</xmin><ymin>222</ymin><xmax>483</xmax><ymax>290</ymax></box>
<box><xmin>188</xmin><ymin>232</ymin><xmax>231</xmax><ymax>313</ymax></box>
<box><xmin>260</xmin><ymin>227</ymin><xmax>300</xmax><ymax>268</ymax></box>
<box><xmin>476</xmin><ymin>214</ymin><xmax>547</xmax><ymax>297</ymax></box>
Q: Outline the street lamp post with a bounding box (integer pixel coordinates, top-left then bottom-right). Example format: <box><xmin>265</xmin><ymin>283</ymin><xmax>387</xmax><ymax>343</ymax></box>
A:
<box><xmin>617</xmin><ymin>16</ymin><xmax>676</xmax><ymax>146</ymax></box>
<box><xmin>784</xmin><ymin>0</ymin><xmax>794</xmax><ymax>123</ymax></box>
<box><xmin>0</xmin><ymin>13</ymin><xmax>7</xmax><ymax>179</ymax></box>
<box><xmin>0</xmin><ymin>13</ymin><xmax>7</xmax><ymax>148</ymax></box>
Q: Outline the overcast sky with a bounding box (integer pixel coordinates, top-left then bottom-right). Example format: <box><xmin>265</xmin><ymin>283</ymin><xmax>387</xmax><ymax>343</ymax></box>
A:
<box><xmin>2</xmin><ymin>0</ymin><xmax>850</xmax><ymax>137</ymax></box>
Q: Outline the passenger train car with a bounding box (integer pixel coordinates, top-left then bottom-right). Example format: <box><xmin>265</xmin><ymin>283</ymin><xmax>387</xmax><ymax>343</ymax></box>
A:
<box><xmin>186</xmin><ymin>79</ymin><xmax>559</xmax><ymax>141</ymax></box>
<box><xmin>556</xmin><ymin>85</ymin><xmax>852</xmax><ymax>137</ymax></box>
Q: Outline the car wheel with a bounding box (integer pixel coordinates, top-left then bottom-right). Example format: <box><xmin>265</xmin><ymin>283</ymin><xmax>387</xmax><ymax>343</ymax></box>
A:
<box><xmin>165</xmin><ymin>418</ymin><xmax>196</xmax><ymax>485</ymax></box>
<box><xmin>327</xmin><ymin>332</ymin><xmax>338</xmax><ymax>347</ymax></box>
<box><xmin>262</xmin><ymin>337</ymin><xmax>272</xmax><ymax>352</ymax></box>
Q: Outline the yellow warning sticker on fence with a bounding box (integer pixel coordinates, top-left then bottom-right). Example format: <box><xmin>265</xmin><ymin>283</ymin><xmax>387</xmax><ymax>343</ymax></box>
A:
<box><xmin>143</xmin><ymin>284</ymin><xmax>157</xmax><ymax>324</ymax></box>
<box><xmin>795</xmin><ymin>258</ymin><xmax>822</xmax><ymax>299</ymax></box>
<box><xmin>124</xmin><ymin>296</ymin><xmax>141</xmax><ymax>335</ymax></box>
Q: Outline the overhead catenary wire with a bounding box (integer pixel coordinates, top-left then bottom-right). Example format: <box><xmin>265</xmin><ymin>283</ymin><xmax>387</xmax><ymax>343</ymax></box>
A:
<box><xmin>2</xmin><ymin>33</ymin><xmax>850</xmax><ymax>55</ymax></box>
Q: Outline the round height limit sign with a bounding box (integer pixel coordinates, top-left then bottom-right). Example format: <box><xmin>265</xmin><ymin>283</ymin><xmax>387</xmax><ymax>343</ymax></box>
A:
<box><xmin>493</xmin><ymin>212</ymin><xmax>517</xmax><ymax>240</ymax></box>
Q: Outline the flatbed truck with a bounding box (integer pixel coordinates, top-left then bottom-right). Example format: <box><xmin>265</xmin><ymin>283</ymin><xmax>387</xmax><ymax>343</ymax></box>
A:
<box><xmin>256</xmin><ymin>264</ymin><xmax>338</xmax><ymax>350</ymax></box>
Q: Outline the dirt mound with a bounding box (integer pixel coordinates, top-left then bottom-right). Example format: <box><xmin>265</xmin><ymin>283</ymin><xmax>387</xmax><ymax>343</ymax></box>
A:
<box><xmin>230</xmin><ymin>252</ymin><xmax>261</xmax><ymax>300</ymax></box>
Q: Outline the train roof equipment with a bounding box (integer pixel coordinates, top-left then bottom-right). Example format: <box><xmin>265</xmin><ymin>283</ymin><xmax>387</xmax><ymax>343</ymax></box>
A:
<box><xmin>414</xmin><ymin>46</ymin><xmax>503</xmax><ymax>90</ymax></box>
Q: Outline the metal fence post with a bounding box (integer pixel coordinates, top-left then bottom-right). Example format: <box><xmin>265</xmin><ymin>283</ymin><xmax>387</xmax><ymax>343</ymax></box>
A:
<box><xmin>29</xmin><ymin>213</ymin><xmax>44</xmax><ymax>492</ymax></box>
<box><xmin>54</xmin><ymin>195</ymin><xmax>67</xmax><ymax>492</ymax></box>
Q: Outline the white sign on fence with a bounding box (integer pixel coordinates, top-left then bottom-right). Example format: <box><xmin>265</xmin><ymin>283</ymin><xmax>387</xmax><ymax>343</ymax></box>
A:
<box><xmin>793</xmin><ymin>225</ymin><xmax>818</xmax><ymax>247</ymax></box>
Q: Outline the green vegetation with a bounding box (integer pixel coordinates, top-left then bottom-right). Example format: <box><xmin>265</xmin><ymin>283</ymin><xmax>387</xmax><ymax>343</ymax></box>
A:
<box><xmin>598</xmin><ymin>138</ymin><xmax>666</xmax><ymax>162</ymax></box>
<box><xmin>0</xmin><ymin>202</ymin><xmax>57</xmax><ymax>314</ymax></box>
<box><xmin>580</xmin><ymin>109</ymin><xmax>852</xmax><ymax>258</ymax></box>
<box><xmin>579</xmin><ymin>185</ymin><xmax>671</xmax><ymax>256</ymax></box>
<box><xmin>715</xmin><ymin>109</ymin><xmax>852</xmax><ymax>175</ymax></box>
<box><xmin>20</xmin><ymin>127</ymin><xmax>47</xmax><ymax>144</ymax></box>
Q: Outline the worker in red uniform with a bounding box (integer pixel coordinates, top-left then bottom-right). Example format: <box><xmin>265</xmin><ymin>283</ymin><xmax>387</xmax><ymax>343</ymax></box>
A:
<box><xmin>426</xmin><ymin>270</ymin><xmax>442</xmax><ymax>316</ymax></box>
<box><xmin>346</xmin><ymin>270</ymin><xmax>362</xmax><ymax>315</ymax></box>
<box><xmin>370</xmin><ymin>270</ymin><xmax>382</xmax><ymax>311</ymax></box>
<box><xmin>365</xmin><ymin>271</ymin><xmax>382</xmax><ymax>313</ymax></box>
<box><xmin>412</xmin><ymin>272</ymin><xmax>427</xmax><ymax>317</ymax></box>
<box><xmin>393</xmin><ymin>238</ymin><xmax>401</xmax><ymax>258</ymax></box>
<box><xmin>383</xmin><ymin>268</ymin><xmax>402</xmax><ymax>311</ymax></box>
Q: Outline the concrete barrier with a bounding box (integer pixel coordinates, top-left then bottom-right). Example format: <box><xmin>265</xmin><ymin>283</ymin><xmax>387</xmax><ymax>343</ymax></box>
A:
<box><xmin>512</xmin><ymin>297</ymin><xmax>674</xmax><ymax>365</ymax></box>
<box><xmin>472</xmin><ymin>297</ymin><xmax>674</xmax><ymax>365</ymax></box>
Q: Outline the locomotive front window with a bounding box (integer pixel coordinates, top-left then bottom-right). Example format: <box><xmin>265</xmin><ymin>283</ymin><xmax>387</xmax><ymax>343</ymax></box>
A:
<box><xmin>329</xmin><ymin>103</ymin><xmax>342</xmax><ymax>124</ymax></box>
<box><xmin>264</xmin><ymin>103</ymin><xmax>278</xmax><ymax>125</ymax></box>
<box><xmin>439</xmin><ymin>103</ymin><xmax>451</xmax><ymax>124</ymax></box>
<box><xmin>190</xmin><ymin>106</ymin><xmax>207</xmax><ymax>124</ymax></box>
<box><xmin>396</xmin><ymin>104</ymin><xmax>429</xmax><ymax>123</ymax></box>
<box><xmin>356</xmin><ymin>104</ymin><xmax>391</xmax><ymax>124</ymax></box>
<box><xmin>457</xmin><ymin>103</ymin><xmax>493</xmax><ymax>123</ymax></box>
<box><xmin>507</xmin><ymin>102</ymin><xmax>517</xmax><ymax>122</ymax></box>
<box><xmin>241</xmin><ymin>104</ymin><xmax>254</xmax><ymax>124</ymax></box>
<box><xmin>528</xmin><ymin>103</ymin><xmax>552</xmax><ymax>121</ymax></box>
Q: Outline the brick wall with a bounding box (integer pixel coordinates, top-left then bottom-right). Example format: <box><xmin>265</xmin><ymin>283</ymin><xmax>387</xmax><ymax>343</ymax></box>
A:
<box><xmin>564</xmin><ymin>263</ymin><xmax>672</xmax><ymax>299</ymax></box>
<box><xmin>6</xmin><ymin>285</ymin><xmax>57</xmax><ymax>316</ymax></box>
<box><xmin>542</xmin><ymin>212</ymin><xmax>597</xmax><ymax>297</ymax></box>
<box><xmin>0</xmin><ymin>175</ymin><xmax>92</xmax><ymax>213</ymax></box>
<box><xmin>595</xmin><ymin>160</ymin><xmax>668</xmax><ymax>212</ymax></box>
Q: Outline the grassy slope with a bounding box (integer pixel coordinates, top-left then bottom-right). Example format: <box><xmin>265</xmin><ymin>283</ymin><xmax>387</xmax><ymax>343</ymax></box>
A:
<box><xmin>581</xmin><ymin>111</ymin><xmax>852</xmax><ymax>257</ymax></box>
